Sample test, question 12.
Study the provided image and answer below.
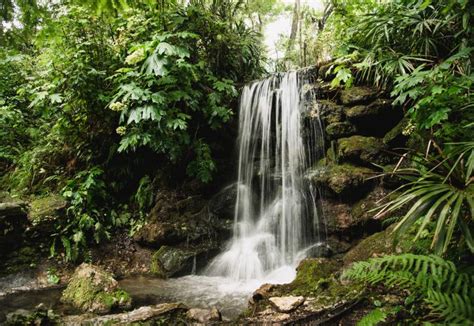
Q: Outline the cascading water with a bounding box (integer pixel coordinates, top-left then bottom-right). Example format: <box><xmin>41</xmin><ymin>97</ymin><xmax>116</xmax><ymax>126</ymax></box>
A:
<box><xmin>207</xmin><ymin>70</ymin><xmax>325</xmax><ymax>282</ymax></box>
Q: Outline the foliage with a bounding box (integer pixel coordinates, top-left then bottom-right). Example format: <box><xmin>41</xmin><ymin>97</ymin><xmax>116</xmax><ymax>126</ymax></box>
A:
<box><xmin>324</xmin><ymin>0</ymin><xmax>473</xmax><ymax>140</ymax></box>
<box><xmin>111</xmin><ymin>3</ymin><xmax>263</xmax><ymax>182</ymax></box>
<box><xmin>344</xmin><ymin>254</ymin><xmax>474</xmax><ymax>325</ymax></box>
<box><xmin>356</xmin><ymin>308</ymin><xmax>389</xmax><ymax>326</ymax></box>
<box><xmin>377</xmin><ymin>142</ymin><xmax>474</xmax><ymax>255</ymax></box>
<box><xmin>50</xmin><ymin>167</ymin><xmax>112</xmax><ymax>262</ymax></box>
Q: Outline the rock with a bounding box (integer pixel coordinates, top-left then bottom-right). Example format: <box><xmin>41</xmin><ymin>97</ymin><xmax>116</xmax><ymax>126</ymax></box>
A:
<box><xmin>63</xmin><ymin>303</ymin><xmax>186</xmax><ymax>325</ymax></box>
<box><xmin>308</xmin><ymin>163</ymin><xmax>375</xmax><ymax>198</ymax></box>
<box><xmin>28</xmin><ymin>194</ymin><xmax>67</xmax><ymax>239</ymax></box>
<box><xmin>383</xmin><ymin>117</ymin><xmax>409</xmax><ymax>146</ymax></box>
<box><xmin>150</xmin><ymin>245</ymin><xmax>218</xmax><ymax>278</ymax></box>
<box><xmin>252</xmin><ymin>283</ymin><xmax>275</xmax><ymax>303</ymax></box>
<box><xmin>345</xmin><ymin>99</ymin><xmax>402</xmax><ymax>136</ymax></box>
<box><xmin>317</xmin><ymin>100</ymin><xmax>345</xmax><ymax>125</ymax></box>
<box><xmin>269</xmin><ymin>296</ymin><xmax>305</xmax><ymax>313</ymax></box>
<box><xmin>290</xmin><ymin>258</ymin><xmax>341</xmax><ymax>295</ymax></box>
<box><xmin>133</xmin><ymin>222</ymin><xmax>187</xmax><ymax>247</ymax></box>
<box><xmin>351</xmin><ymin>186</ymin><xmax>392</xmax><ymax>223</ymax></box>
<box><xmin>61</xmin><ymin>263</ymin><xmax>132</xmax><ymax>314</ymax></box>
<box><xmin>337</xmin><ymin>135</ymin><xmax>389</xmax><ymax>165</ymax></box>
<box><xmin>186</xmin><ymin>307</ymin><xmax>222</xmax><ymax>323</ymax></box>
<box><xmin>0</xmin><ymin>201</ymin><xmax>28</xmax><ymax>257</ymax></box>
<box><xmin>28</xmin><ymin>195</ymin><xmax>67</xmax><ymax>221</ymax></box>
<box><xmin>208</xmin><ymin>183</ymin><xmax>237</xmax><ymax>220</ymax></box>
<box><xmin>151</xmin><ymin>246</ymin><xmax>196</xmax><ymax>278</ymax></box>
<box><xmin>304</xmin><ymin>242</ymin><xmax>333</xmax><ymax>258</ymax></box>
<box><xmin>326</xmin><ymin>121</ymin><xmax>357</xmax><ymax>139</ymax></box>
<box><xmin>342</xmin><ymin>223</ymin><xmax>429</xmax><ymax>266</ymax></box>
<box><xmin>320</xmin><ymin>200</ymin><xmax>354</xmax><ymax>234</ymax></box>
<box><xmin>340</xmin><ymin>87</ymin><xmax>377</xmax><ymax>105</ymax></box>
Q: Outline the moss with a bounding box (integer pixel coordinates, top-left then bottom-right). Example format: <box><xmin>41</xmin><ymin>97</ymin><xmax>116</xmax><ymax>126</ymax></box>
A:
<box><xmin>340</xmin><ymin>87</ymin><xmax>377</xmax><ymax>105</ymax></box>
<box><xmin>326</xmin><ymin>122</ymin><xmax>357</xmax><ymax>139</ymax></box>
<box><xmin>309</xmin><ymin>162</ymin><xmax>374</xmax><ymax>197</ymax></box>
<box><xmin>29</xmin><ymin>194</ymin><xmax>66</xmax><ymax>222</ymax></box>
<box><xmin>61</xmin><ymin>263</ymin><xmax>131</xmax><ymax>314</ymax></box>
<box><xmin>343</xmin><ymin>224</ymin><xmax>430</xmax><ymax>266</ymax></box>
<box><xmin>337</xmin><ymin>135</ymin><xmax>391</xmax><ymax>166</ymax></box>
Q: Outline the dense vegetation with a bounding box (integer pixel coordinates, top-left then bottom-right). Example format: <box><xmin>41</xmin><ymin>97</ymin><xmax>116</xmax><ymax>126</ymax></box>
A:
<box><xmin>0</xmin><ymin>0</ymin><xmax>472</xmax><ymax>324</ymax></box>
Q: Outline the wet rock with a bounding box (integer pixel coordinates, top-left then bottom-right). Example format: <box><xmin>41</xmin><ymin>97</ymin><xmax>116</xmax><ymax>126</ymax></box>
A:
<box><xmin>340</xmin><ymin>87</ymin><xmax>377</xmax><ymax>105</ymax></box>
<box><xmin>151</xmin><ymin>246</ymin><xmax>196</xmax><ymax>278</ymax></box>
<box><xmin>337</xmin><ymin>135</ymin><xmax>389</xmax><ymax>165</ymax></box>
<box><xmin>251</xmin><ymin>283</ymin><xmax>275</xmax><ymax>303</ymax></box>
<box><xmin>304</xmin><ymin>242</ymin><xmax>333</xmax><ymax>258</ymax></box>
<box><xmin>320</xmin><ymin>200</ymin><xmax>354</xmax><ymax>234</ymax></box>
<box><xmin>63</xmin><ymin>302</ymin><xmax>186</xmax><ymax>325</ymax></box>
<box><xmin>345</xmin><ymin>98</ymin><xmax>391</xmax><ymax>119</ymax></box>
<box><xmin>326</xmin><ymin>121</ymin><xmax>357</xmax><ymax>139</ymax></box>
<box><xmin>269</xmin><ymin>296</ymin><xmax>305</xmax><ymax>313</ymax></box>
<box><xmin>208</xmin><ymin>183</ymin><xmax>237</xmax><ymax>220</ymax></box>
<box><xmin>150</xmin><ymin>245</ymin><xmax>218</xmax><ymax>278</ymax></box>
<box><xmin>0</xmin><ymin>201</ymin><xmax>28</xmax><ymax>257</ymax></box>
<box><xmin>317</xmin><ymin>100</ymin><xmax>345</xmax><ymax>125</ymax></box>
<box><xmin>61</xmin><ymin>263</ymin><xmax>132</xmax><ymax>314</ymax></box>
<box><xmin>186</xmin><ymin>307</ymin><xmax>222</xmax><ymax>323</ymax></box>
<box><xmin>308</xmin><ymin>163</ymin><xmax>375</xmax><ymax>198</ymax></box>
<box><xmin>351</xmin><ymin>186</ymin><xmax>392</xmax><ymax>223</ymax></box>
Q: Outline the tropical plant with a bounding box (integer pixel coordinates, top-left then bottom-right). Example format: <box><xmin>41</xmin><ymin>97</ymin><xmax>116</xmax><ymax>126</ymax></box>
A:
<box><xmin>110</xmin><ymin>3</ymin><xmax>263</xmax><ymax>182</ymax></box>
<box><xmin>344</xmin><ymin>254</ymin><xmax>474</xmax><ymax>325</ymax></box>
<box><xmin>376</xmin><ymin>142</ymin><xmax>474</xmax><ymax>255</ymax></box>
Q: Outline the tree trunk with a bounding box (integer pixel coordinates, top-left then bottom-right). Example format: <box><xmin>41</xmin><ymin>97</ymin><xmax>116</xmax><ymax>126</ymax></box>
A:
<box><xmin>287</xmin><ymin>0</ymin><xmax>300</xmax><ymax>52</ymax></box>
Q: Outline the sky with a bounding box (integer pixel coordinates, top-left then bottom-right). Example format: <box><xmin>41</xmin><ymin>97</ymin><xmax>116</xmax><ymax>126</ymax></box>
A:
<box><xmin>264</xmin><ymin>0</ymin><xmax>325</xmax><ymax>60</ymax></box>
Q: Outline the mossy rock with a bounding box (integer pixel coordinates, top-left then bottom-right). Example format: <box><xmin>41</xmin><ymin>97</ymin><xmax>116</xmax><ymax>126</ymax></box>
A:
<box><xmin>317</xmin><ymin>100</ymin><xmax>345</xmax><ymax>125</ymax></box>
<box><xmin>326</xmin><ymin>122</ymin><xmax>357</xmax><ymax>139</ymax></box>
<box><xmin>344</xmin><ymin>99</ymin><xmax>391</xmax><ymax>120</ymax></box>
<box><xmin>151</xmin><ymin>246</ymin><xmax>197</xmax><ymax>278</ymax></box>
<box><xmin>29</xmin><ymin>194</ymin><xmax>67</xmax><ymax>221</ymax></box>
<box><xmin>61</xmin><ymin>263</ymin><xmax>132</xmax><ymax>314</ymax></box>
<box><xmin>342</xmin><ymin>224</ymin><xmax>429</xmax><ymax>266</ymax></box>
<box><xmin>339</xmin><ymin>87</ymin><xmax>377</xmax><ymax>105</ymax></box>
<box><xmin>308</xmin><ymin>163</ymin><xmax>375</xmax><ymax>198</ymax></box>
<box><xmin>337</xmin><ymin>135</ymin><xmax>389</xmax><ymax>165</ymax></box>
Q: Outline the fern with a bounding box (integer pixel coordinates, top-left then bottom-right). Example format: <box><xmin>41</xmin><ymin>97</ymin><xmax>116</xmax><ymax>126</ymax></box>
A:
<box><xmin>356</xmin><ymin>308</ymin><xmax>388</xmax><ymax>326</ymax></box>
<box><xmin>344</xmin><ymin>254</ymin><xmax>474</xmax><ymax>324</ymax></box>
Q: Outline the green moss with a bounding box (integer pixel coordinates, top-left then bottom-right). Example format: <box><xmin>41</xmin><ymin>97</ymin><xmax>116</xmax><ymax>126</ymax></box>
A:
<box><xmin>61</xmin><ymin>264</ymin><xmax>131</xmax><ymax>313</ymax></box>
<box><xmin>29</xmin><ymin>194</ymin><xmax>66</xmax><ymax>221</ymax></box>
<box><xmin>309</xmin><ymin>163</ymin><xmax>374</xmax><ymax>196</ymax></box>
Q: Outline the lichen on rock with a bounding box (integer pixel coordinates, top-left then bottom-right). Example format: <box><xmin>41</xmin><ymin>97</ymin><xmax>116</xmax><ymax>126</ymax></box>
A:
<box><xmin>61</xmin><ymin>263</ymin><xmax>132</xmax><ymax>314</ymax></box>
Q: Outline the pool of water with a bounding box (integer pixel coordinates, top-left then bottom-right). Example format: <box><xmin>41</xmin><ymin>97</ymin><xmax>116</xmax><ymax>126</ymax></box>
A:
<box><xmin>0</xmin><ymin>266</ymin><xmax>296</xmax><ymax>320</ymax></box>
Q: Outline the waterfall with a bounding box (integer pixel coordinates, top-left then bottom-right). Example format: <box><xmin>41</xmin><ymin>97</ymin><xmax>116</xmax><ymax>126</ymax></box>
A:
<box><xmin>207</xmin><ymin>71</ymin><xmax>325</xmax><ymax>281</ymax></box>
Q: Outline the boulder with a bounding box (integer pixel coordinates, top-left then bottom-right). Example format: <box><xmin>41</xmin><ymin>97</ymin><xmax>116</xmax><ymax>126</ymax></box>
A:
<box><xmin>269</xmin><ymin>296</ymin><xmax>305</xmax><ymax>313</ymax></box>
<box><xmin>150</xmin><ymin>245</ymin><xmax>218</xmax><ymax>278</ymax></box>
<box><xmin>208</xmin><ymin>184</ymin><xmax>237</xmax><ymax>220</ymax></box>
<box><xmin>337</xmin><ymin>135</ymin><xmax>389</xmax><ymax>165</ymax></box>
<box><xmin>251</xmin><ymin>283</ymin><xmax>276</xmax><ymax>303</ymax></box>
<box><xmin>326</xmin><ymin>122</ymin><xmax>357</xmax><ymax>139</ymax></box>
<box><xmin>345</xmin><ymin>99</ymin><xmax>402</xmax><ymax>136</ymax></box>
<box><xmin>339</xmin><ymin>87</ymin><xmax>377</xmax><ymax>105</ymax></box>
<box><xmin>186</xmin><ymin>307</ymin><xmax>222</xmax><ymax>323</ymax></box>
<box><xmin>133</xmin><ymin>222</ymin><xmax>187</xmax><ymax>247</ymax></box>
<box><xmin>317</xmin><ymin>100</ymin><xmax>345</xmax><ymax>125</ymax></box>
<box><xmin>0</xmin><ymin>202</ymin><xmax>28</xmax><ymax>256</ymax></box>
<box><xmin>61</xmin><ymin>263</ymin><xmax>132</xmax><ymax>314</ymax></box>
<box><xmin>342</xmin><ymin>223</ymin><xmax>429</xmax><ymax>266</ymax></box>
<box><xmin>308</xmin><ymin>163</ymin><xmax>375</xmax><ymax>198</ymax></box>
<box><xmin>27</xmin><ymin>195</ymin><xmax>68</xmax><ymax>239</ymax></box>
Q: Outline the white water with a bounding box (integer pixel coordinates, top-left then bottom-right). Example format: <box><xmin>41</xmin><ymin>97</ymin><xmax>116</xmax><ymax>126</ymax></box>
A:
<box><xmin>207</xmin><ymin>71</ymin><xmax>324</xmax><ymax>284</ymax></box>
